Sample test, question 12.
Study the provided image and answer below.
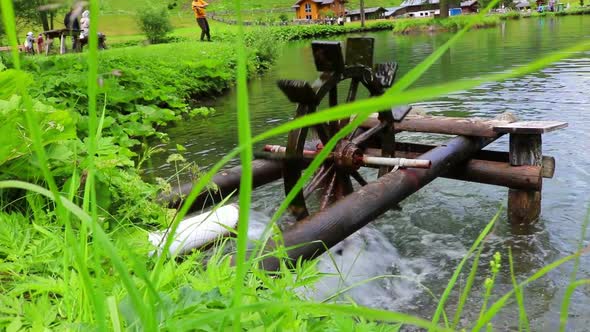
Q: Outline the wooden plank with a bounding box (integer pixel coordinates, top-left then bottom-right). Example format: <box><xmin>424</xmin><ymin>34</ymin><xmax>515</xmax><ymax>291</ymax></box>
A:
<box><xmin>494</xmin><ymin>121</ymin><xmax>568</xmax><ymax>134</ymax></box>
<box><xmin>361</xmin><ymin>114</ymin><xmax>516</xmax><ymax>137</ymax></box>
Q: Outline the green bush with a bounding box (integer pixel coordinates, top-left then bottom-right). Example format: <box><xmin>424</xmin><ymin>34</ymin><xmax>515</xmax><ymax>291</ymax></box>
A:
<box><xmin>137</xmin><ymin>6</ymin><xmax>173</xmax><ymax>44</ymax></box>
<box><xmin>245</xmin><ymin>29</ymin><xmax>281</xmax><ymax>67</ymax></box>
<box><xmin>499</xmin><ymin>10</ymin><xmax>522</xmax><ymax>20</ymax></box>
<box><xmin>278</xmin><ymin>13</ymin><xmax>289</xmax><ymax>22</ymax></box>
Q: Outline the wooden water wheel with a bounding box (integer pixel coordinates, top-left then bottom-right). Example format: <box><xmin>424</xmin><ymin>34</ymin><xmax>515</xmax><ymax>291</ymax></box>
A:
<box><xmin>261</xmin><ymin>38</ymin><xmax>430</xmax><ymax>220</ymax></box>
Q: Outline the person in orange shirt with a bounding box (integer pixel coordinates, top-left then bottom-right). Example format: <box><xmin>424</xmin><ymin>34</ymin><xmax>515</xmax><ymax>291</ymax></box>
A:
<box><xmin>192</xmin><ymin>0</ymin><xmax>211</xmax><ymax>41</ymax></box>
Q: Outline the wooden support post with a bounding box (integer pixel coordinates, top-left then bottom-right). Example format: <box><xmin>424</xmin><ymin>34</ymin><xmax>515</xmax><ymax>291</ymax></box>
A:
<box><xmin>494</xmin><ymin>121</ymin><xmax>568</xmax><ymax>225</ymax></box>
<box><xmin>60</xmin><ymin>34</ymin><xmax>66</xmax><ymax>54</ymax></box>
<box><xmin>507</xmin><ymin>134</ymin><xmax>542</xmax><ymax>224</ymax></box>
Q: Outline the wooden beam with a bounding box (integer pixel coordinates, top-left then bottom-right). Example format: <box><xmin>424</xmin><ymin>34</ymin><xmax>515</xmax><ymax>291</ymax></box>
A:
<box><xmin>361</xmin><ymin>114</ymin><xmax>516</xmax><ymax>137</ymax></box>
<box><xmin>368</xmin><ymin>142</ymin><xmax>555</xmax><ymax>178</ymax></box>
<box><xmin>365</xmin><ymin>148</ymin><xmax>542</xmax><ymax>191</ymax></box>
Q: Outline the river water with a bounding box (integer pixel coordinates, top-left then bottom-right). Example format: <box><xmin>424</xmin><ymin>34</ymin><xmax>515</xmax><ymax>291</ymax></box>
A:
<box><xmin>152</xmin><ymin>16</ymin><xmax>590</xmax><ymax>330</ymax></box>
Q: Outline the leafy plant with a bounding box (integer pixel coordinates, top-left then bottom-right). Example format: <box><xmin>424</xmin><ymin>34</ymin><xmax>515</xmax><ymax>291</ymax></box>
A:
<box><xmin>320</xmin><ymin>8</ymin><xmax>336</xmax><ymax>18</ymax></box>
<box><xmin>137</xmin><ymin>6</ymin><xmax>173</xmax><ymax>44</ymax></box>
<box><xmin>279</xmin><ymin>13</ymin><xmax>289</xmax><ymax>23</ymax></box>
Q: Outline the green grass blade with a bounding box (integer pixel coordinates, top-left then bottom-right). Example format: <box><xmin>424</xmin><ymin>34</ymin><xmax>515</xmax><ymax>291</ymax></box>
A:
<box><xmin>232</xmin><ymin>0</ymin><xmax>254</xmax><ymax>327</ymax></box>
<box><xmin>107</xmin><ymin>296</ymin><xmax>123</xmax><ymax>332</ymax></box>
<box><xmin>322</xmin><ymin>274</ymin><xmax>441</xmax><ymax>306</ymax></box>
<box><xmin>452</xmin><ymin>244</ymin><xmax>485</xmax><ymax>329</ymax></box>
<box><xmin>560</xmin><ymin>204</ymin><xmax>590</xmax><ymax>331</ymax></box>
<box><xmin>0</xmin><ymin>180</ymin><xmax>155</xmax><ymax>330</ymax></box>
<box><xmin>508</xmin><ymin>247</ymin><xmax>530</xmax><ymax>332</ymax></box>
<box><xmin>166</xmin><ymin>301</ymin><xmax>455</xmax><ymax>332</ymax></box>
<box><xmin>569</xmin><ymin>204</ymin><xmax>590</xmax><ymax>284</ymax></box>
<box><xmin>150</xmin><ymin>149</ymin><xmax>240</xmax><ymax>273</ymax></box>
<box><xmin>84</xmin><ymin>1</ymin><xmax>107</xmax><ymax>328</ymax></box>
<box><xmin>472</xmin><ymin>252</ymin><xmax>584</xmax><ymax>331</ymax></box>
<box><xmin>559</xmin><ymin>279</ymin><xmax>590</xmax><ymax>331</ymax></box>
<box><xmin>430</xmin><ymin>209</ymin><xmax>501</xmax><ymax>329</ymax></box>
<box><xmin>0</xmin><ymin>1</ymin><xmax>107</xmax><ymax>328</ymax></box>
<box><xmin>0</xmin><ymin>0</ymin><xmax>20</xmax><ymax>69</ymax></box>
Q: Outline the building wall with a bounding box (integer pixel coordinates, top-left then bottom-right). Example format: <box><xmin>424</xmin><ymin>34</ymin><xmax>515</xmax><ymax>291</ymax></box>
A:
<box><xmin>348</xmin><ymin>10</ymin><xmax>386</xmax><ymax>21</ymax></box>
<box><xmin>327</xmin><ymin>1</ymin><xmax>346</xmax><ymax>17</ymax></box>
<box><xmin>461</xmin><ymin>4</ymin><xmax>478</xmax><ymax>13</ymax></box>
<box><xmin>296</xmin><ymin>0</ymin><xmax>320</xmax><ymax>19</ymax></box>
<box><xmin>399</xmin><ymin>3</ymin><xmax>478</xmax><ymax>17</ymax></box>
<box><xmin>396</xmin><ymin>4</ymin><xmax>439</xmax><ymax>17</ymax></box>
<box><xmin>295</xmin><ymin>0</ymin><xmax>345</xmax><ymax>19</ymax></box>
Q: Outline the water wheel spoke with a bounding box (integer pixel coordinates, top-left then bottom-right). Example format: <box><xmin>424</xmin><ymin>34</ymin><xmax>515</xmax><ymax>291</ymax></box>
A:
<box><xmin>288</xmin><ymin>193</ymin><xmax>309</xmax><ymax>220</ymax></box>
<box><xmin>335</xmin><ymin>170</ymin><xmax>354</xmax><ymax>197</ymax></box>
<box><xmin>319</xmin><ymin>170</ymin><xmax>338</xmax><ymax>210</ymax></box>
<box><xmin>351</xmin><ymin>122</ymin><xmax>387</xmax><ymax>146</ymax></box>
<box><xmin>303</xmin><ymin>164</ymin><xmax>333</xmax><ymax>198</ymax></box>
<box><xmin>313</xmin><ymin>123</ymin><xmax>332</xmax><ymax>144</ymax></box>
<box><xmin>279</xmin><ymin>44</ymin><xmax>399</xmax><ymax>220</ymax></box>
<box><xmin>378</xmin><ymin>128</ymin><xmax>396</xmax><ymax>177</ymax></box>
<box><xmin>340</xmin><ymin>79</ymin><xmax>360</xmax><ymax>130</ymax></box>
<box><xmin>313</xmin><ymin>72</ymin><xmax>340</xmax><ymax>102</ymax></box>
<box><xmin>328</xmin><ymin>87</ymin><xmax>340</xmax><ymax>135</ymax></box>
<box><xmin>350</xmin><ymin>170</ymin><xmax>368</xmax><ymax>186</ymax></box>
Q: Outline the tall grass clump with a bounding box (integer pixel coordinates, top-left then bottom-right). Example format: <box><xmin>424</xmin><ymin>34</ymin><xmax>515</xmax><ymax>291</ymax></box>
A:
<box><xmin>1</xmin><ymin>0</ymin><xmax>590</xmax><ymax>330</ymax></box>
<box><xmin>499</xmin><ymin>10</ymin><xmax>523</xmax><ymax>20</ymax></box>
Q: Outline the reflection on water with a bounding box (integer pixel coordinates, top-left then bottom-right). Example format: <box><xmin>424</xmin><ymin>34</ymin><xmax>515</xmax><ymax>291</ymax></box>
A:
<box><xmin>151</xmin><ymin>16</ymin><xmax>590</xmax><ymax>329</ymax></box>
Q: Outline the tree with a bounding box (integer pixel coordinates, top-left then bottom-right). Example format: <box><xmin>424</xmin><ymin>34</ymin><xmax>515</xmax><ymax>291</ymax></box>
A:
<box><xmin>360</xmin><ymin>0</ymin><xmax>366</xmax><ymax>27</ymax></box>
<box><xmin>440</xmin><ymin>0</ymin><xmax>449</xmax><ymax>18</ymax></box>
<box><xmin>320</xmin><ymin>9</ymin><xmax>336</xmax><ymax>18</ymax></box>
<box><xmin>11</xmin><ymin>0</ymin><xmax>60</xmax><ymax>32</ymax></box>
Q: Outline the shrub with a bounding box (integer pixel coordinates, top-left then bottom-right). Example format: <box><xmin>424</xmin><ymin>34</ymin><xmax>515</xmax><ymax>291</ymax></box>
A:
<box><xmin>499</xmin><ymin>10</ymin><xmax>522</xmax><ymax>20</ymax></box>
<box><xmin>278</xmin><ymin>13</ymin><xmax>289</xmax><ymax>23</ymax></box>
<box><xmin>245</xmin><ymin>29</ymin><xmax>280</xmax><ymax>68</ymax></box>
<box><xmin>137</xmin><ymin>6</ymin><xmax>173</xmax><ymax>44</ymax></box>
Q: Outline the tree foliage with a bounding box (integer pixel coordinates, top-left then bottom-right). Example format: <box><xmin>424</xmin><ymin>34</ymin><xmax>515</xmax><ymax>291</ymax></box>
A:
<box><xmin>8</xmin><ymin>0</ymin><xmax>60</xmax><ymax>32</ymax></box>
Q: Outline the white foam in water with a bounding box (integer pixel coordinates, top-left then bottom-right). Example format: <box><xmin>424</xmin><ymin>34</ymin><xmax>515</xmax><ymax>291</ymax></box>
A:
<box><xmin>298</xmin><ymin>226</ymin><xmax>435</xmax><ymax>310</ymax></box>
<box><xmin>246</xmin><ymin>210</ymin><xmax>433</xmax><ymax>310</ymax></box>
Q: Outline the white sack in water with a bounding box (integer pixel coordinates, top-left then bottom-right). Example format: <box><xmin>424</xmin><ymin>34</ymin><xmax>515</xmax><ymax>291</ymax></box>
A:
<box><xmin>149</xmin><ymin>204</ymin><xmax>239</xmax><ymax>256</ymax></box>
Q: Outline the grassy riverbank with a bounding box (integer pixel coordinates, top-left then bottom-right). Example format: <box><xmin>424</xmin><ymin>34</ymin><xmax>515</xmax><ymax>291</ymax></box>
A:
<box><xmin>0</xmin><ymin>31</ymin><xmax>405</xmax><ymax>331</ymax></box>
<box><xmin>252</xmin><ymin>15</ymin><xmax>499</xmax><ymax>41</ymax></box>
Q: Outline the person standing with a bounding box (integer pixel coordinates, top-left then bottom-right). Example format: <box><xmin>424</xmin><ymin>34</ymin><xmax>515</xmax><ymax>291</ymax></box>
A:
<box><xmin>64</xmin><ymin>6</ymin><xmax>81</xmax><ymax>51</ymax></box>
<box><xmin>192</xmin><ymin>0</ymin><xmax>211</xmax><ymax>41</ymax></box>
<box><xmin>80</xmin><ymin>10</ymin><xmax>90</xmax><ymax>37</ymax></box>
<box><xmin>25</xmin><ymin>32</ymin><xmax>35</xmax><ymax>54</ymax></box>
<box><xmin>37</xmin><ymin>33</ymin><xmax>44</xmax><ymax>54</ymax></box>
